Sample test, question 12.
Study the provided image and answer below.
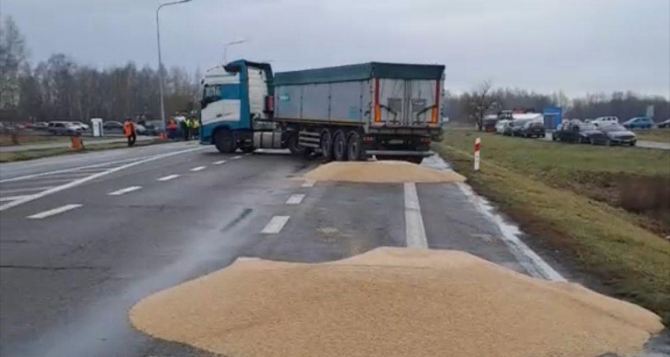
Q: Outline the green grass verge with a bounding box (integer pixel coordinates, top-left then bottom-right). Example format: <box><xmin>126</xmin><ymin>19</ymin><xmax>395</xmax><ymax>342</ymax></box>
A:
<box><xmin>0</xmin><ymin>140</ymin><xmax>165</xmax><ymax>163</ymax></box>
<box><xmin>434</xmin><ymin>129</ymin><xmax>670</xmax><ymax>325</ymax></box>
<box><xmin>634</xmin><ymin>129</ymin><xmax>670</xmax><ymax>143</ymax></box>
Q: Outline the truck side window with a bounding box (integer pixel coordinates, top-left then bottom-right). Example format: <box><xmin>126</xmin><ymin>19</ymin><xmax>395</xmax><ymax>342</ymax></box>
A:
<box><xmin>201</xmin><ymin>85</ymin><xmax>222</xmax><ymax>108</ymax></box>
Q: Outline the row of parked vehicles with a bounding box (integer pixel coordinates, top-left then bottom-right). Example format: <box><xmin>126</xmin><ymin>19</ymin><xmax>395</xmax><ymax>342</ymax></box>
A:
<box><xmin>493</xmin><ymin>114</ymin><xmax>670</xmax><ymax>146</ymax></box>
<box><xmin>494</xmin><ymin>114</ymin><xmax>547</xmax><ymax>138</ymax></box>
<box><xmin>19</xmin><ymin>120</ymin><xmax>162</xmax><ymax>136</ymax></box>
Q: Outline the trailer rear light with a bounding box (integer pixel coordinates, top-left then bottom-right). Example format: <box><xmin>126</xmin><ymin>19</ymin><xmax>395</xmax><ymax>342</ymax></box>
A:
<box><xmin>363</xmin><ymin>136</ymin><xmax>375</xmax><ymax>143</ymax></box>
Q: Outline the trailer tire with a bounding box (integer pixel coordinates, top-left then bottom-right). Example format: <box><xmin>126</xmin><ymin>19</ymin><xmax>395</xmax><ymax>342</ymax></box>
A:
<box><xmin>346</xmin><ymin>130</ymin><xmax>366</xmax><ymax>161</ymax></box>
<box><xmin>332</xmin><ymin>129</ymin><xmax>347</xmax><ymax>161</ymax></box>
<box><xmin>320</xmin><ymin>129</ymin><xmax>333</xmax><ymax>161</ymax></box>
<box><xmin>214</xmin><ymin>129</ymin><xmax>236</xmax><ymax>153</ymax></box>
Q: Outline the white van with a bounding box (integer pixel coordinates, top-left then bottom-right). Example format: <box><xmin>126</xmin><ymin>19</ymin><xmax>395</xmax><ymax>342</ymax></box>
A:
<box><xmin>592</xmin><ymin>116</ymin><xmax>619</xmax><ymax>126</ymax></box>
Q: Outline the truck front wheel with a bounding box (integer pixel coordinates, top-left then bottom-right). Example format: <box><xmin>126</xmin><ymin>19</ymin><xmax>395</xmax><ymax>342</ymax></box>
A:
<box><xmin>214</xmin><ymin>129</ymin><xmax>236</xmax><ymax>153</ymax></box>
<box><xmin>346</xmin><ymin>130</ymin><xmax>366</xmax><ymax>161</ymax></box>
<box><xmin>320</xmin><ymin>129</ymin><xmax>333</xmax><ymax>161</ymax></box>
<box><xmin>332</xmin><ymin>129</ymin><xmax>347</xmax><ymax>161</ymax></box>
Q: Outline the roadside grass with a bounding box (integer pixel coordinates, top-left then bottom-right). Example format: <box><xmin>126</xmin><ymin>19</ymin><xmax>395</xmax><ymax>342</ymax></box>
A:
<box><xmin>634</xmin><ymin>129</ymin><xmax>670</xmax><ymax>143</ymax></box>
<box><xmin>0</xmin><ymin>139</ymin><xmax>165</xmax><ymax>163</ymax></box>
<box><xmin>434</xmin><ymin>129</ymin><xmax>670</xmax><ymax>325</ymax></box>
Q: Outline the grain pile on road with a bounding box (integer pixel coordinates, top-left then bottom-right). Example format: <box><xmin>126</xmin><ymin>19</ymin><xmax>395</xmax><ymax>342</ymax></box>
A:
<box><xmin>303</xmin><ymin>160</ymin><xmax>465</xmax><ymax>183</ymax></box>
<box><xmin>130</xmin><ymin>247</ymin><xmax>663</xmax><ymax>357</ymax></box>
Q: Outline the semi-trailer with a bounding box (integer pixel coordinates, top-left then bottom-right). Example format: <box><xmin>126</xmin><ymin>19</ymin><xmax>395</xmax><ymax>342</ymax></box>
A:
<box><xmin>199</xmin><ymin>60</ymin><xmax>445</xmax><ymax>163</ymax></box>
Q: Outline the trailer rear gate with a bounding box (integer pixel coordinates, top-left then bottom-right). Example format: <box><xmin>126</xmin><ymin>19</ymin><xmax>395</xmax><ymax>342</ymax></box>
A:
<box><xmin>273</xmin><ymin>62</ymin><xmax>445</xmax><ymax>130</ymax></box>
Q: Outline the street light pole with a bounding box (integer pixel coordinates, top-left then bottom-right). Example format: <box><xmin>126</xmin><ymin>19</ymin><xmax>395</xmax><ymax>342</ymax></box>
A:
<box><xmin>223</xmin><ymin>39</ymin><xmax>246</xmax><ymax>64</ymax></box>
<box><xmin>156</xmin><ymin>0</ymin><xmax>192</xmax><ymax>132</ymax></box>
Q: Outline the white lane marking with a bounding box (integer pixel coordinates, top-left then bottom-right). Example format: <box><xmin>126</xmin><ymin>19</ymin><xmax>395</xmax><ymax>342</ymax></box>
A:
<box><xmin>213</xmin><ymin>160</ymin><xmax>227</xmax><ymax>165</ymax></box>
<box><xmin>108</xmin><ymin>186</ymin><xmax>142</xmax><ymax>196</ymax></box>
<box><xmin>0</xmin><ymin>186</ymin><xmax>54</xmax><ymax>194</ymax></box>
<box><xmin>231</xmin><ymin>155</ymin><xmax>242</xmax><ymax>160</ymax></box>
<box><xmin>0</xmin><ymin>157</ymin><xmax>142</xmax><ymax>183</ymax></box>
<box><xmin>190</xmin><ymin>166</ymin><xmax>206</xmax><ymax>172</ymax></box>
<box><xmin>301</xmin><ymin>180</ymin><xmax>316</xmax><ymax>188</ymax></box>
<box><xmin>0</xmin><ymin>195</ymin><xmax>31</xmax><ymax>202</ymax></box>
<box><xmin>157</xmin><ymin>174</ymin><xmax>180</xmax><ymax>182</ymax></box>
<box><xmin>286</xmin><ymin>194</ymin><xmax>305</xmax><ymax>205</ymax></box>
<box><xmin>261</xmin><ymin>216</ymin><xmax>290</xmax><ymax>234</ymax></box>
<box><xmin>404</xmin><ymin>182</ymin><xmax>428</xmax><ymax>249</ymax></box>
<box><xmin>456</xmin><ymin>182</ymin><xmax>566</xmax><ymax>282</ymax></box>
<box><xmin>0</xmin><ymin>146</ymin><xmax>205</xmax><ymax>212</ymax></box>
<box><xmin>27</xmin><ymin>204</ymin><xmax>82</xmax><ymax>219</ymax></box>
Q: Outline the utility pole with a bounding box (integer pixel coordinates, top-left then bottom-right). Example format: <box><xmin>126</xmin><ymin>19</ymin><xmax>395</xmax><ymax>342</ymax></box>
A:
<box><xmin>156</xmin><ymin>0</ymin><xmax>192</xmax><ymax>131</ymax></box>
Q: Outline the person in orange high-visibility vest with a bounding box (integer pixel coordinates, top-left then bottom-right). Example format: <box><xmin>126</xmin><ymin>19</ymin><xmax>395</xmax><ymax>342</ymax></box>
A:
<box><xmin>123</xmin><ymin>118</ymin><xmax>136</xmax><ymax>147</ymax></box>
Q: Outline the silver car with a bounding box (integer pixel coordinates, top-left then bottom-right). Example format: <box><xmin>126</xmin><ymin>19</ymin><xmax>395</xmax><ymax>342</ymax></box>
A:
<box><xmin>599</xmin><ymin>123</ymin><xmax>637</xmax><ymax>146</ymax></box>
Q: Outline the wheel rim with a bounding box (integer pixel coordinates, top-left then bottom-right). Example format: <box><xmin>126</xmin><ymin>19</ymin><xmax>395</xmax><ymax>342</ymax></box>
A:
<box><xmin>334</xmin><ymin>133</ymin><xmax>345</xmax><ymax>159</ymax></box>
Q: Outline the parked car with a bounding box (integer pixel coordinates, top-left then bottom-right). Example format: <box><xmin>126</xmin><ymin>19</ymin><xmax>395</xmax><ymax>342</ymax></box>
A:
<box><xmin>552</xmin><ymin>120</ymin><xmax>608</xmax><ymax>145</ymax></box>
<box><xmin>31</xmin><ymin>122</ymin><xmax>49</xmax><ymax>130</ymax></box>
<box><xmin>48</xmin><ymin>121</ymin><xmax>81</xmax><ymax>135</ymax></box>
<box><xmin>518</xmin><ymin>120</ymin><xmax>546</xmax><ymax>138</ymax></box>
<box><xmin>495</xmin><ymin>119</ymin><xmax>511</xmax><ymax>134</ymax></box>
<box><xmin>592</xmin><ymin>116</ymin><xmax>619</xmax><ymax>127</ymax></box>
<box><xmin>69</xmin><ymin>121</ymin><xmax>90</xmax><ymax>131</ymax></box>
<box><xmin>102</xmin><ymin>121</ymin><xmax>124</xmax><ymax>134</ymax></box>
<box><xmin>623</xmin><ymin>116</ymin><xmax>655</xmax><ymax>129</ymax></box>
<box><xmin>657</xmin><ymin>119</ymin><xmax>670</xmax><ymax>128</ymax></box>
<box><xmin>509</xmin><ymin>119</ymin><xmax>532</xmax><ymax>136</ymax></box>
<box><xmin>599</xmin><ymin>123</ymin><xmax>637</xmax><ymax>146</ymax></box>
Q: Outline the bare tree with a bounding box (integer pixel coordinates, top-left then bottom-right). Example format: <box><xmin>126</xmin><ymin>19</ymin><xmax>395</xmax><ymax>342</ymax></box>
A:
<box><xmin>0</xmin><ymin>16</ymin><xmax>28</xmax><ymax>113</ymax></box>
<box><xmin>465</xmin><ymin>80</ymin><xmax>499</xmax><ymax>131</ymax></box>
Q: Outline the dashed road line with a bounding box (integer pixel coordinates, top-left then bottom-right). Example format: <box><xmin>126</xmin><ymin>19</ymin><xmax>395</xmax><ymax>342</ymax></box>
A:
<box><xmin>404</xmin><ymin>182</ymin><xmax>428</xmax><ymax>249</ymax></box>
<box><xmin>108</xmin><ymin>186</ymin><xmax>142</xmax><ymax>196</ymax></box>
<box><xmin>0</xmin><ymin>146</ymin><xmax>205</xmax><ymax>212</ymax></box>
<box><xmin>231</xmin><ymin>155</ymin><xmax>242</xmax><ymax>160</ymax></box>
<box><xmin>27</xmin><ymin>204</ymin><xmax>83</xmax><ymax>219</ymax></box>
<box><xmin>286</xmin><ymin>194</ymin><xmax>305</xmax><ymax>205</ymax></box>
<box><xmin>261</xmin><ymin>216</ymin><xmax>290</xmax><ymax>234</ymax></box>
<box><xmin>301</xmin><ymin>180</ymin><xmax>316</xmax><ymax>188</ymax></box>
<box><xmin>213</xmin><ymin>160</ymin><xmax>227</xmax><ymax>165</ymax></box>
<box><xmin>190</xmin><ymin>166</ymin><xmax>206</xmax><ymax>172</ymax></box>
<box><xmin>157</xmin><ymin>174</ymin><xmax>180</xmax><ymax>182</ymax></box>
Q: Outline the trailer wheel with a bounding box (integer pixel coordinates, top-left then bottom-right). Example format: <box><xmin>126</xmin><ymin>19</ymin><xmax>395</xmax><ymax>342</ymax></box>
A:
<box><xmin>320</xmin><ymin>129</ymin><xmax>333</xmax><ymax>161</ymax></box>
<box><xmin>214</xmin><ymin>129</ymin><xmax>236</xmax><ymax>153</ymax></box>
<box><xmin>346</xmin><ymin>130</ymin><xmax>366</xmax><ymax>161</ymax></box>
<box><xmin>332</xmin><ymin>129</ymin><xmax>347</xmax><ymax>161</ymax></box>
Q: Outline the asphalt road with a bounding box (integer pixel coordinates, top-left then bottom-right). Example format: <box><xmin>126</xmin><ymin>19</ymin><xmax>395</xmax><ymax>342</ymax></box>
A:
<box><xmin>0</xmin><ymin>143</ymin><xmax>666</xmax><ymax>356</ymax></box>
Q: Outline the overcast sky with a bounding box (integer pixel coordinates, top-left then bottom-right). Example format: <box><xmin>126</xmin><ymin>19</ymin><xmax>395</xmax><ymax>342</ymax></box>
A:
<box><xmin>2</xmin><ymin>0</ymin><xmax>669</xmax><ymax>97</ymax></box>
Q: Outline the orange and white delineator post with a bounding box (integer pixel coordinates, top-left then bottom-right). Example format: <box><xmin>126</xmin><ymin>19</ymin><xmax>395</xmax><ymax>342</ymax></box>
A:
<box><xmin>474</xmin><ymin>137</ymin><xmax>481</xmax><ymax>171</ymax></box>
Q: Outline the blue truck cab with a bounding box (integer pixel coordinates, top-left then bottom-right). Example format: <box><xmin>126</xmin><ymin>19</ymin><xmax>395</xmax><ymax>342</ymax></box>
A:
<box><xmin>200</xmin><ymin>60</ymin><xmax>274</xmax><ymax>152</ymax></box>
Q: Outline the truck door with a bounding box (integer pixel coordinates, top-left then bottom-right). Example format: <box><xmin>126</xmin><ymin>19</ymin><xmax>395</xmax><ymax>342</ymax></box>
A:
<box><xmin>376</xmin><ymin>79</ymin><xmax>441</xmax><ymax>127</ymax></box>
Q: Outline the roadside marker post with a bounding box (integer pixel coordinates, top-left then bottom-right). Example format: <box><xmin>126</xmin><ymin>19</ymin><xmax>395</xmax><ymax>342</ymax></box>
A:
<box><xmin>474</xmin><ymin>137</ymin><xmax>481</xmax><ymax>171</ymax></box>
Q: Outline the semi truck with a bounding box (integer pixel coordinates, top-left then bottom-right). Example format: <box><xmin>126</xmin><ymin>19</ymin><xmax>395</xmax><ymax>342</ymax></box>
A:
<box><xmin>199</xmin><ymin>60</ymin><xmax>445</xmax><ymax>163</ymax></box>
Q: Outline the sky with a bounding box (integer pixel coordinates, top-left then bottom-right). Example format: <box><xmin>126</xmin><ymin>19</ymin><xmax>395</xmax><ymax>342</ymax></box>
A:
<box><xmin>2</xmin><ymin>0</ymin><xmax>669</xmax><ymax>97</ymax></box>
